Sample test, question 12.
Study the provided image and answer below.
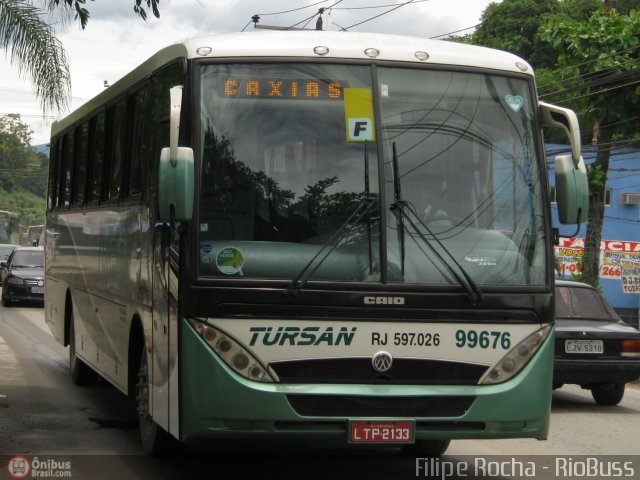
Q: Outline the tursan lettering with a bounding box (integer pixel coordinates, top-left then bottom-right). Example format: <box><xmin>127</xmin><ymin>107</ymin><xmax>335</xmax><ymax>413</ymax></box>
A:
<box><xmin>248</xmin><ymin>326</ymin><xmax>357</xmax><ymax>346</ymax></box>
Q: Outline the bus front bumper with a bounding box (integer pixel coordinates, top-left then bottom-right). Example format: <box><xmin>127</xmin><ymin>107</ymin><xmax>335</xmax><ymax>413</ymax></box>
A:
<box><xmin>179</xmin><ymin>320</ymin><xmax>553</xmax><ymax>444</ymax></box>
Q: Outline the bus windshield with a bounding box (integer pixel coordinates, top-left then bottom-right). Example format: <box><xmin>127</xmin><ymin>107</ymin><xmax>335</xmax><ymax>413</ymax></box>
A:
<box><xmin>198</xmin><ymin>63</ymin><xmax>546</xmax><ymax>286</ymax></box>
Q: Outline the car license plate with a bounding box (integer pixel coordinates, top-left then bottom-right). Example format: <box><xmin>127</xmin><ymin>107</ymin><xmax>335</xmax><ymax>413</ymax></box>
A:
<box><xmin>565</xmin><ymin>339</ymin><xmax>603</xmax><ymax>354</ymax></box>
<box><xmin>349</xmin><ymin>421</ymin><xmax>414</xmax><ymax>444</ymax></box>
<box><xmin>30</xmin><ymin>286</ymin><xmax>45</xmax><ymax>294</ymax></box>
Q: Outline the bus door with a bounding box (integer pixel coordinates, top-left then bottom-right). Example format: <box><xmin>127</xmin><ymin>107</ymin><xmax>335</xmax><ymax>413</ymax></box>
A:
<box><xmin>151</xmin><ymin>220</ymin><xmax>180</xmax><ymax>436</ymax></box>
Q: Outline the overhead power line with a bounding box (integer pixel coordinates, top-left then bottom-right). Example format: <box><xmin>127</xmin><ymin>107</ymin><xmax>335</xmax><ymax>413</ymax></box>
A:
<box><xmin>343</xmin><ymin>0</ymin><xmax>419</xmax><ymax>30</ymax></box>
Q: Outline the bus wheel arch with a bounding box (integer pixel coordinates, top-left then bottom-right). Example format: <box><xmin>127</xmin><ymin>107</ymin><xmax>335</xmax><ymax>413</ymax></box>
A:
<box><xmin>128</xmin><ymin>315</ymin><xmax>145</xmax><ymax>400</ymax></box>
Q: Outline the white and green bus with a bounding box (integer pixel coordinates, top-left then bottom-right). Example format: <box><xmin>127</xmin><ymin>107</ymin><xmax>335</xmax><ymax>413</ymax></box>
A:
<box><xmin>45</xmin><ymin>31</ymin><xmax>588</xmax><ymax>455</ymax></box>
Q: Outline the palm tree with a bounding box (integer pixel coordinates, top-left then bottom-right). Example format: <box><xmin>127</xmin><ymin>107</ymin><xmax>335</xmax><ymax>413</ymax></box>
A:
<box><xmin>0</xmin><ymin>0</ymin><xmax>70</xmax><ymax>113</ymax></box>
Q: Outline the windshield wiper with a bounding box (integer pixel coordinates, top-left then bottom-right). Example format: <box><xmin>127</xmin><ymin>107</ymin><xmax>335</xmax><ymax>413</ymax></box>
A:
<box><xmin>364</xmin><ymin>141</ymin><xmax>374</xmax><ymax>276</ymax></box>
<box><xmin>389</xmin><ymin>142</ymin><xmax>406</xmax><ymax>276</ymax></box>
<box><xmin>388</xmin><ymin>142</ymin><xmax>483</xmax><ymax>305</ymax></box>
<box><xmin>285</xmin><ymin>142</ymin><xmax>377</xmax><ymax>298</ymax></box>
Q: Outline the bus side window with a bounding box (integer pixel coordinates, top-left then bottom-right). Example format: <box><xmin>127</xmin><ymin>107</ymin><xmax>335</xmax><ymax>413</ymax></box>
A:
<box><xmin>104</xmin><ymin>101</ymin><xmax>126</xmax><ymax>203</ymax></box>
<box><xmin>73</xmin><ymin>123</ymin><xmax>89</xmax><ymax>207</ymax></box>
<box><xmin>47</xmin><ymin>138</ymin><xmax>60</xmax><ymax>209</ymax></box>
<box><xmin>87</xmin><ymin>112</ymin><xmax>106</xmax><ymax>205</ymax></box>
<box><xmin>59</xmin><ymin>131</ymin><xmax>74</xmax><ymax>208</ymax></box>
<box><xmin>124</xmin><ymin>85</ymin><xmax>150</xmax><ymax>201</ymax></box>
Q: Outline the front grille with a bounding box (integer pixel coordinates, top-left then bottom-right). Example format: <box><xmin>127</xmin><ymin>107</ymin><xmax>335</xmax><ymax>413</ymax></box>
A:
<box><xmin>272</xmin><ymin>358</ymin><xmax>487</xmax><ymax>385</ymax></box>
<box><xmin>213</xmin><ymin>304</ymin><xmax>538</xmax><ymax>323</ymax></box>
<box><xmin>287</xmin><ymin>394</ymin><xmax>475</xmax><ymax>417</ymax></box>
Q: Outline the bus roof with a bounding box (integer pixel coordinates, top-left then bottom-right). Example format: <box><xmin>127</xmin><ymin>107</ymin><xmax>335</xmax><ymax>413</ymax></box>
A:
<box><xmin>52</xmin><ymin>30</ymin><xmax>532</xmax><ymax>135</ymax></box>
<box><xmin>181</xmin><ymin>31</ymin><xmax>531</xmax><ymax>72</ymax></box>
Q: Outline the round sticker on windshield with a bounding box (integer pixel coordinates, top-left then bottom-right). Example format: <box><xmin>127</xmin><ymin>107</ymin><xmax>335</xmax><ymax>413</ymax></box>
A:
<box><xmin>216</xmin><ymin>247</ymin><xmax>244</xmax><ymax>275</ymax></box>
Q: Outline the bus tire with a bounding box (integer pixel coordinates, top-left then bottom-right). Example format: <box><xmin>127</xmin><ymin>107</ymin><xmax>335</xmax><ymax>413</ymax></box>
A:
<box><xmin>136</xmin><ymin>344</ymin><xmax>181</xmax><ymax>455</ymax></box>
<box><xmin>69</xmin><ymin>309</ymin><xmax>97</xmax><ymax>386</ymax></box>
<box><xmin>402</xmin><ymin>439</ymin><xmax>450</xmax><ymax>456</ymax></box>
<box><xmin>591</xmin><ymin>383</ymin><xmax>625</xmax><ymax>406</ymax></box>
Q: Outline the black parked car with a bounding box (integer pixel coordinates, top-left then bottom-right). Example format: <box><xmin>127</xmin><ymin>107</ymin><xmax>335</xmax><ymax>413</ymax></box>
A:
<box><xmin>554</xmin><ymin>280</ymin><xmax>640</xmax><ymax>405</ymax></box>
<box><xmin>0</xmin><ymin>244</ymin><xmax>19</xmax><ymax>282</ymax></box>
<box><xmin>0</xmin><ymin>246</ymin><xmax>45</xmax><ymax>307</ymax></box>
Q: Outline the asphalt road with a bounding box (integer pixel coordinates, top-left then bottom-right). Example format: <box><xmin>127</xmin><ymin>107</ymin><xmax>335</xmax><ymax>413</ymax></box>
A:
<box><xmin>1</xmin><ymin>303</ymin><xmax>639</xmax><ymax>479</ymax></box>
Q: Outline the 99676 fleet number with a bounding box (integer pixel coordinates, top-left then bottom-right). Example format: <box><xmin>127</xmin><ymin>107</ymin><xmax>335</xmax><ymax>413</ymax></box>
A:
<box><xmin>455</xmin><ymin>329</ymin><xmax>511</xmax><ymax>349</ymax></box>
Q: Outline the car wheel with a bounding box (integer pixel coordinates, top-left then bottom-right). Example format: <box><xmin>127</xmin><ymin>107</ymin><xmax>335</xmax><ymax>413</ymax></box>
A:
<box><xmin>402</xmin><ymin>439</ymin><xmax>450</xmax><ymax>456</ymax></box>
<box><xmin>69</xmin><ymin>309</ymin><xmax>97</xmax><ymax>386</ymax></box>
<box><xmin>137</xmin><ymin>344</ymin><xmax>181</xmax><ymax>455</ymax></box>
<box><xmin>591</xmin><ymin>383</ymin><xmax>625</xmax><ymax>406</ymax></box>
<box><xmin>2</xmin><ymin>289</ymin><xmax>11</xmax><ymax>307</ymax></box>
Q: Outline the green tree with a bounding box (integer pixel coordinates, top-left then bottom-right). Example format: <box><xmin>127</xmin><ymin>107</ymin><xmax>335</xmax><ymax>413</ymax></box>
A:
<box><xmin>539</xmin><ymin>7</ymin><xmax>640</xmax><ymax>287</ymax></box>
<box><xmin>0</xmin><ymin>114</ymin><xmax>48</xmax><ymax>226</ymax></box>
<box><xmin>471</xmin><ymin>0</ymin><xmax>601</xmax><ymax>69</ymax></box>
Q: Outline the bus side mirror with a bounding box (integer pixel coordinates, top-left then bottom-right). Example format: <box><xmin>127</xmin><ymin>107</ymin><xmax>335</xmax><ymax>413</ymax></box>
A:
<box><xmin>158</xmin><ymin>85</ymin><xmax>194</xmax><ymax>221</ymax></box>
<box><xmin>539</xmin><ymin>101</ymin><xmax>581</xmax><ymax>163</ymax></box>
<box><xmin>540</xmin><ymin>101</ymin><xmax>588</xmax><ymax>225</ymax></box>
<box><xmin>555</xmin><ymin>154</ymin><xmax>588</xmax><ymax>225</ymax></box>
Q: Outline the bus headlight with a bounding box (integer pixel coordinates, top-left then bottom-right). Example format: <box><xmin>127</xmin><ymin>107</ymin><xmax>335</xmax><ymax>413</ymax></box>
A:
<box><xmin>480</xmin><ymin>325</ymin><xmax>552</xmax><ymax>385</ymax></box>
<box><xmin>188</xmin><ymin>319</ymin><xmax>275</xmax><ymax>383</ymax></box>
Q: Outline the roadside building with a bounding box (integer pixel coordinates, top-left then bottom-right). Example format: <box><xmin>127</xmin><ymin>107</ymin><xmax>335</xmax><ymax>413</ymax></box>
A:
<box><xmin>548</xmin><ymin>144</ymin><xmax>640</xmax><ymax>328</ymax></box>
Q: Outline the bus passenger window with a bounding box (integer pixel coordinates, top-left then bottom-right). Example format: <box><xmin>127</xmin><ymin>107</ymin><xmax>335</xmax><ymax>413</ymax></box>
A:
<box><xmin>74</xmin><ymin>124</ymin><xmax>89</xmax><ymax>207</ymax></box>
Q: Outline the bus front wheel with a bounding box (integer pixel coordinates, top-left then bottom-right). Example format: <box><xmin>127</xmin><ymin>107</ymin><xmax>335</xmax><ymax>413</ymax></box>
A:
<box><xmin>136</xmin><ymin>345</ymin><xmax>180</xmax><ymax>455</ymax></box>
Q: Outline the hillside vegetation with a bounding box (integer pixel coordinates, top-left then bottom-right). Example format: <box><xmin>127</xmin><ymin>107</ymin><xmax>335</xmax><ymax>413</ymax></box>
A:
<box><xmin>0</xmin><ymin>114</ymin><xmax>48</xmax><ymax>233</ymax></box>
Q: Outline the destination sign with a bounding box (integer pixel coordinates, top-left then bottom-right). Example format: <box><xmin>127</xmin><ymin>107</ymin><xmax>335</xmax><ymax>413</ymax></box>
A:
<box><xmin>221</xmin><ymin>78</ymin><xmax>344</xmax><ymax>100</ymax></box>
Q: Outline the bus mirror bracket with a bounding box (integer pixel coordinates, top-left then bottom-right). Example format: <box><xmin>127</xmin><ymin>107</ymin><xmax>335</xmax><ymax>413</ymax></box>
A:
<box><xmin>170</xmin><ymin>86</ymin><xmax>183</xmax><ymax>166</ymax></box>
<box><xmin>539</xmin><ymin>101</ymin><xmax>581</xmax><ymax>164</ymax></box>
<box><xmin>159</xmin><ymin>85</ymin><xmax>194</xmax><ymax>221</ymax></box>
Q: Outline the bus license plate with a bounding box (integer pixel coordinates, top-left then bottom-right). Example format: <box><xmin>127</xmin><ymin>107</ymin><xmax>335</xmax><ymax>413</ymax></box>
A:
<box><xmin>565</xmin><ymin>339</ymin><xmax>603</xmax><ymax>354</ymax></box>
<box><xmin>349</xmin><ymin>421</ymin><xmax>414</xmax><ymax>444</ymax></box>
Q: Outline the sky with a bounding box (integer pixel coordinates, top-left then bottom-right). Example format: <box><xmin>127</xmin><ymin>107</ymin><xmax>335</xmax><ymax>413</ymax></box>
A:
<box><xmin>0</xmin><ymin>0</ymin><xmax>499</xmax><ymax>145</ymax></box>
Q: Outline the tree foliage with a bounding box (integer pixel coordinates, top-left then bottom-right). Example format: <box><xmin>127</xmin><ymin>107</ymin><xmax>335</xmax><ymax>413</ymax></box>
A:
<box><xmin>538</xmin><ymin>6</ymin><xmax>640</xmax><ymax>287</ymax></box>
<box><xmin>471</xmin><ymin>0</ymin><xmax>601</xmax><ymax>69</ymax></box>
<box><xmin>0</xmin><ymin>114</ymin><xmax>48</xmax><ymax>226</ymax></box>
<box><xmin>50</xmin><ymin>0</ymin><xmax>160</xmax><ymax>29</ymax></box>
<box><xmin>0</xmin><ymin>1</ymin><xmax>163</xmax><ymax>113</ymax></box>
<box><xmin>0</xmin><ymin>0</ymin><xmax>71</xmax><ymax>112</ymax></box>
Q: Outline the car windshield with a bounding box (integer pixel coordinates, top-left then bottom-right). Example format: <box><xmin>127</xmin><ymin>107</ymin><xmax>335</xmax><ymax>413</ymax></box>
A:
<box><xmin>197</xmin><ymin>63</ymin><xmax>545</xmax><ymax>286</ymax></box>
<box><xmin>0</xmin><ymin>246</ymin><xmax>15</xmax><ymax>259</ymax></box>
<box><xmin>555</xmin><ymin>286</ymin><xmax>619</xmax><ymax>322</ymax></box>
<box><xmin>11</xmin><ymin>251</ymin><xmax>44</xmax><ymax>268</ymax></box>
